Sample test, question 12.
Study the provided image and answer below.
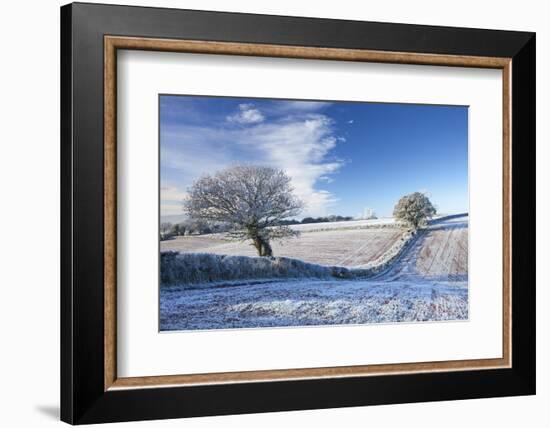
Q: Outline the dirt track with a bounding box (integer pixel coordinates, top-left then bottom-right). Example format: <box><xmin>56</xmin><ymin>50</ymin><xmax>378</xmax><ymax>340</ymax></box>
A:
<box><xmin>376</xmin><ymin>216</ymin><xmax>468</xmax><ymax>282</ymax></box>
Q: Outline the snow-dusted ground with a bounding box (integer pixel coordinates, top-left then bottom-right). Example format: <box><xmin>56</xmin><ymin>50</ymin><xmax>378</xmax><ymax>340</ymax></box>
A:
<box><xmin>160</xmin><ymin>215</ymin><xmax>468</xmax><ymax>331</ymax></box>
<box><xmin>287</xmin><ymin>217</ymin><xmax>396</xmax><ymax>232</ymax></box>
<box><xmin>161</xmin><ymin>225</ymin><xmax>403</xmax><ymax>268</ymax></box>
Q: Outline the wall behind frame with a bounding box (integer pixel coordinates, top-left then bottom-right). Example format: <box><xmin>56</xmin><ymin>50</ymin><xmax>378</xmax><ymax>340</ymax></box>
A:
<box><xmin>0</xmin><ymin>1</ymin><xmax>545</xmax><ymax>428</ymax></box>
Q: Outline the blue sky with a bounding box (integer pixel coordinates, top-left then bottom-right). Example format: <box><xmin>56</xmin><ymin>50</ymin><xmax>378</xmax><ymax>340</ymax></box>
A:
<box><xmin>160</xmin><ymin>95</ymin><xmax>468</xmax><ymax>219</ymax></box>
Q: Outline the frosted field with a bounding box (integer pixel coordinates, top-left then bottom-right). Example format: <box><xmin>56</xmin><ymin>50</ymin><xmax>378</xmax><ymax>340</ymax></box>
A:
<box><xmin>288</xmin><ymin>217</ymin><xmax>396</xmax><ymax>232</ymax></box>
<box><xmin>381</xmin><ymin>216</ymin><xmax>468</xmax><ymax>281</ymax></box>
<box><xmin>161</xmin><ymin>223</ymin><xmax>403</xmax><ymax>267</ymax></box>
<box><xmin>160</xmin><ymin>216</ymin><xmax>469</xmax><ymax>330</ymax></box>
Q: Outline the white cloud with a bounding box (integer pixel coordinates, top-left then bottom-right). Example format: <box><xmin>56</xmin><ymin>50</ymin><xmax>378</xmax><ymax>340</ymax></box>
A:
<box><xmin>161</xmin><ymin>185</ymin><xmax>187</xmax><ymax>202</ymax></box>
<box><xmin>161</xmin><ymin>203</ymin><xmax>186</xmax><ymax>216</ymax></box>
<box><xmin>348</xmin><ymin>119</ymin><xmax>354</xmax><ymax>124</ymax></box>
<box><xmin>161</xmin><ymin>128</ymin><xmax>230</xmax><ymax>177</ymax></box>
<box><xmin>160</xmin><ymin>185</ymin><xmax>188</xmax><ymax>217</ymax></box>
<box><xmin>162</xmin><ymin>106</ymin><xmax>344</xmax><ymax>218</ymax></box>
<box><xmin>236</xmin><ymin>114</ymin><xmax>344</xmax><ymax>217</ymax></box>
<box><xmin>226</xmin><ymin>103</ymin><xmax>264</xmax><ymax>124</ymax></box>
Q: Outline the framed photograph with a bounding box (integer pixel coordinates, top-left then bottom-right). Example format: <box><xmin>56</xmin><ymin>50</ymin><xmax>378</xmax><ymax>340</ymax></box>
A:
<box><xmin>61</xmin><ymin>2</ymin><xmax>535</xmax><ymax>424</ymax></box>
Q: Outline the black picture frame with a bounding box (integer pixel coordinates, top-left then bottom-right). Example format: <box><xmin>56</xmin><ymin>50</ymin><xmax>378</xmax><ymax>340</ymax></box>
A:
<box><xmin>61</xmin><ymin>2</ymin><xmax>535</xmax><ymax>424</ymax></box>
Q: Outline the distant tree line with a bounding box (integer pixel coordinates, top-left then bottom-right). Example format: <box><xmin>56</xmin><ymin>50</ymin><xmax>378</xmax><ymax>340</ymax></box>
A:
<box><xmin>161</xmin><ymin>214</ymin><xmax>361</xmax><ymax>240</ymax></box>
<box><xmin>160</xmin><ymin>219</ymin><xmax>232</xmax><ymax>241</ymax></box>
<box><xmin>272</xmin><ymin>215</ymin><xmax>357</xmax><ymax>226</ymax></box>
<box><xmin>295</xmin><ymin>215</ymin><xmax>355</xmax><ymax>225</ymax></box>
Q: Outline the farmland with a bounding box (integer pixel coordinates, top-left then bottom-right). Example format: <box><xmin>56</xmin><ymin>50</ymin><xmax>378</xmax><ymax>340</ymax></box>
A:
<box><xmin>161</xmin><ymin>221</ymin><xmax>403</xmax><ymax>268</ymax></box>
<box><xmin>160</xmin><ymin>215</ymin><xmax>469</xmax><ymax>330</ymax></box>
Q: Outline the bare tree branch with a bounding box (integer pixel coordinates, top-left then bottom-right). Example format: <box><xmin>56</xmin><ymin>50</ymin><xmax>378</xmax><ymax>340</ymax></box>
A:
<box><xmin>184</xmin><ymin>165</ymin><xmax>304</xmax><ymax>256</ymax></box>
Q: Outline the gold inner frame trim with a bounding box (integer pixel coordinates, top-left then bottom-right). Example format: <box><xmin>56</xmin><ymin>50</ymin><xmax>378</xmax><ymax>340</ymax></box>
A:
<box><xmin>104</xmin><ymin>35</ymin><xmax>512</xmax><ymax>391</ymax></box>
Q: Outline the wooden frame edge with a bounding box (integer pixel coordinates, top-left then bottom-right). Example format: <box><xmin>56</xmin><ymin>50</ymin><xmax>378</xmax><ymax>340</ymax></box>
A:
<box><xmin>104</xmin><ymin>36</ymin><xmax>117</xmax><ymax>390</ymax></box>
<box><xmin>103</xmin><ymin>35</ymin><xmax>513</xmax><ymax>391</ymax></box>
<box><xmin>502</xmin><ymin>61</ymin><xmax>513</xmax><ymax>369</ymax></box>
<box><xmin>105</xmin><ymin>35</ymin><xmax>511</xmax><ymax>68</ymax></box>
<box><xmin>110</xmin><ymin>357</ymin><xmax>509</xmax><ymax>390</ymax></box>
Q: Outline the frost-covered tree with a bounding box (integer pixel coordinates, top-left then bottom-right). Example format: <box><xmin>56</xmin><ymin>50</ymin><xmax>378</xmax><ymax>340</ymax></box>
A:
<box><xmin>393</xmin><ymin>192</ymin><xmax>436</xmax><ymax>230</ymax></box>
<box><xmin>171</xmin><ymin>223</ymin><xmax>186</xmax><ymax>236</ymax></box>
<box><xmin>160</xmin><ymin>222</ymin><xmax>173</xmax><ymax>234</ymax></box>
<box><xmin>184</xmin><ymin>165</ymin><xmax>304</xmax><ymax>257</ymax></box>
<box><xmin>160</xmin><ymin>222</ymin><xmax>173</xmax><ymax>241</ymax></box>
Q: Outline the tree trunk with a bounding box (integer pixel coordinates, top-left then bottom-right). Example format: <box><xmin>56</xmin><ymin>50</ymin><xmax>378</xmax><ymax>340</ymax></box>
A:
<box><xmin>260</xmin><ymin>238</ymin><xmax>273</xmax><ymax>257</ymax></box>
<box><xmin>252</xmin><ymin>236</ymin><xmax>273</xmax><ymax>257</ymax></box>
